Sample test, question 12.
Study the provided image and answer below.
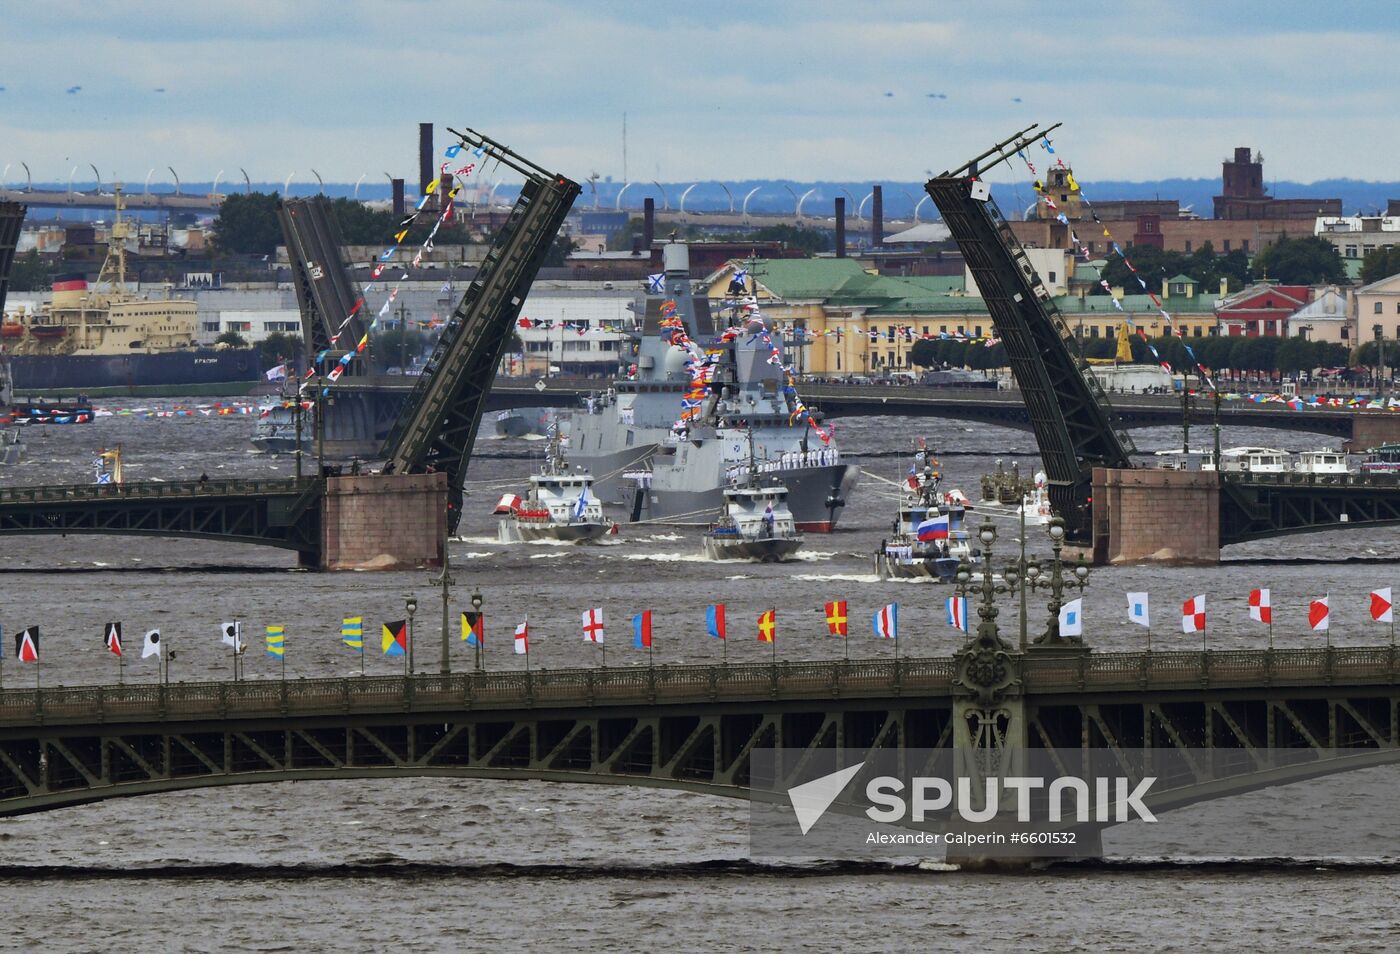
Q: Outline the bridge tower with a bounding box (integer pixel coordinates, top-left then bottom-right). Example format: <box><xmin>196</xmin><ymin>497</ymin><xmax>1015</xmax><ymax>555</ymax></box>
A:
<box><xmin>0</xmin><ymin>201</ymin><xmax>25</xmax><ymax>319</ymax></box>
<box><xmin>278</xmin><ymin>197</ymin><xmax>369</xmax><ymax>373</ymax></box>
<box><xmin>380</xmin><ymin>129</ymin><xmax>580</xmax><ymax>530</ymax></box>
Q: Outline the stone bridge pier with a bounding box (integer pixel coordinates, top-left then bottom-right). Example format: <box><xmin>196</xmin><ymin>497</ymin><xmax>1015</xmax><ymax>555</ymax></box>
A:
<box><xmin>1344</xmin><ymin>413</ymin><xmax>1400</xmax><ymax>453</ymax></box>
<box><xmin>318</xmin><ymin>472</ymin><xmax>447</xmax><ymax>570</ymax></box>
<box><xmin>1091</xmin><ymin>467</ymin><xmax>1221</xmax><ymax>565</ymax></box>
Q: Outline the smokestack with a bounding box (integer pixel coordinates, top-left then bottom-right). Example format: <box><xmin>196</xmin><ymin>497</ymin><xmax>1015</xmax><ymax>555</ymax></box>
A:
<box><xmin>391</xmin><ymin>178</ymin><xmax>405</xmax><ymax>217</ymax></box>
<box><xmin>871</xmin><ymin>185</ymin><xmax>884</xmax><ymax>248</ymax></box>
<box><xmin>418</xmin><ymin>122</ymin><xmax>434</xmax><ymax>203</ymax></box>
<box><xmin>835</xmin><ymin>197</ymin><xmax>846</xmax><ymax>258</ymax></box>
<box><xmin>643</xmin><ymin>197</ymin><xmax>655</xmax><ymax>249</ymax></box>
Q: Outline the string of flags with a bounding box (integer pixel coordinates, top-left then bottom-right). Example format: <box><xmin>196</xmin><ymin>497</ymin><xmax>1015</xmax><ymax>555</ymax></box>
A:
<box><xmin>1017</xmin><ymin>142</ymin><xmax>1217</xmax><ymax>390</ymax></box>
<box><xmin>1121</xmin><ymin>588</ymin><xmax>1397</xmax><ymax>639</ymax></box>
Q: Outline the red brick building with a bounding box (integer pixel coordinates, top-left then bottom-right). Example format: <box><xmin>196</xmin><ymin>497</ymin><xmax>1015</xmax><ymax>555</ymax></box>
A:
<box><xmin>1216</xmin><ymin>284</ymin><xmax>1310</xmax><ymax>337</ymax></box>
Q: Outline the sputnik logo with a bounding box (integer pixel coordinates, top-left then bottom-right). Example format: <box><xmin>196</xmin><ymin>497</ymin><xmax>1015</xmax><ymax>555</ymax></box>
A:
<box><xmin>786</xmin><ymin>761</ymin><xmax>866</xmax><ymax>835</ymax></box>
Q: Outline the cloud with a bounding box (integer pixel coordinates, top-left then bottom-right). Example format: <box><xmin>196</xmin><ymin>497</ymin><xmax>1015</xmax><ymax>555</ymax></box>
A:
<box><xmin>1</xmin><ymin>1</ymin><xmax>1397</xmax><ymax>183</ymax></box>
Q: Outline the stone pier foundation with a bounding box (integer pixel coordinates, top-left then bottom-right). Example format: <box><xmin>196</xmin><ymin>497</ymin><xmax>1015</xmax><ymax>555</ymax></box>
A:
<box><xmin>1345</xmin><ymin>413</ymin><xmax>1400</xmax><ymax>453</ymax></box>
<box><xmin>1091</xmin><ymin>467</ymin><xmax>1220</xmax><ymax>565</ymax></box>
<box><xmin>320</xmin><ymin>473</ymin><xmax>447</xmax><ymax>570</ymax></box>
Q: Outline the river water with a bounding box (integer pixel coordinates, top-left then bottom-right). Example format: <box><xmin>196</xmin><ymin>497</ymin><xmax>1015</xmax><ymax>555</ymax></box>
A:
<box><xmin>1</xmin><ymin>401</ymin><xmax>1397</xmax><ymax>952</ymax></box>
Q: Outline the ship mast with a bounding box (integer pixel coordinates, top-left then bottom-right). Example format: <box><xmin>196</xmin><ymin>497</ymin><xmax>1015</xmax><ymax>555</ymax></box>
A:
<box><xmin>96</xmin><ymin>183</ymin><xmax>129</xmax><ymax>294</ymax></box>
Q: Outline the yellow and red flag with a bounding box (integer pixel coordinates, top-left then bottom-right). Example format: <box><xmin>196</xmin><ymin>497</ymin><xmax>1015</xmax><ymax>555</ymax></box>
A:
<box><xmin>757</xmin><ymin>609</ymin><xmax>777</xmax><ymax>644</ymax></box>
<box><xmin>824</xmin><ymin>600</ymin><xmax>848</xmax><ymax>637</ymax></box>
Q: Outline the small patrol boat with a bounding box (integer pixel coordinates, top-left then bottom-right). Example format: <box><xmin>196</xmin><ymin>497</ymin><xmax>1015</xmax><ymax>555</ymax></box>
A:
<box><xmin>702</xmin><ymin>478</ymin><xmax>805</xmax><ymax>563</ymax></box>
<box><xmin>877</xmin><ymin>442</ymin><xmax>975</xmax><ymax>581</ymax></box>
<box><xmin>495</xmin><ymin>432</ymin><xmax>610</xmax><ymax>543</ymax></box>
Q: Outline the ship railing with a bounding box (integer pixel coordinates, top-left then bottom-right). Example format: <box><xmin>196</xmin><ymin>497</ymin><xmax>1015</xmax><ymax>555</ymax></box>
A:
<box><xmin>0</xmin><ymin>476</ymin><xmax>318</xmax><ymax>505</ymax></box>
<box><xmin>3</xmin><ymin>648</ymin><xmax>1398</xmax><ymax>725</ymax></box>
<box><xmin>727</xmin><ymin>449</ymin><xmax>842</xmax><ymax>484</ymax></box>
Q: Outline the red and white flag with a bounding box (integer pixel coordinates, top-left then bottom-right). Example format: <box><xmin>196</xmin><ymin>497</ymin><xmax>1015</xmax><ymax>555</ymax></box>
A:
<box><xmin>1309</xmin><ymin>595</ymin><xmax>1330</xmax><ymax>632</ymax></box>
<box><xmin>1371</xmin><ymin>588</ymin><xmax>1393</xmax><ymax>624</ymax></box>
<box><xmin>493</xmin><ymin>494</ymin><xmax>522</xmax><ymax>514</ymax></box>
<box><xmin>513</xmin><ymin>619</ymin><xmax>529</xmax><ymax>655</ymax></box>
<box><xmin>582</xmin><ymin>607</ymin><xmax>605</xmax><ymax>644</ymax></box>
<box><xmin>1181</xmin><ymin>595</ymin><xmax>1206</xmax><ymax>634</ymax></box>
<box><xmin>15</xmin><ymin>627</ymin><xmax>38</xmax><ymax>664</ymax></box>
<box><xmin>1247</xmin><ymin>588</ymin><xmax>1271</xmax><ymax>624</ymax></box>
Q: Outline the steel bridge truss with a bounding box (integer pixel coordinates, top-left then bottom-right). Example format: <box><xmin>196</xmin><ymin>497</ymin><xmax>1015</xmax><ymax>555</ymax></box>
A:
<box><xmin>381</xmin><ymin>128</ymin><xmax>580</xmax><ymax>529</ymax></box>
<box><xmin>5</xmin><ymin>651</ymin><xmax>1400</xmax><ymax>820</ymax></box>
<box><xmin>0</xmin><ymin>478</ymin><xmax>322</xmax><ymax>562</ymax></box>
<box><xmin>278</xmin><ymin>197</ymin><xmax>368</xmax><ymax>368</ymax></box>
<box><xmin>1220</xmin><ymin>473</ymin><xmax>1400</xmax><ymax>543</ymax></box>
<box><xmin>926</xmin><ymin>128</ymin><xmax>1134</xmax><ymax>541</ymax></box>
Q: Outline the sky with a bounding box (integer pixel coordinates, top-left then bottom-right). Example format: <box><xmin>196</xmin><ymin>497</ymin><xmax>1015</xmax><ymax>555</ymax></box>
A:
<box><xmin>2</xmin><ymin>0</ymin><xmax>1398</xmax><ymax>190</ymax></box>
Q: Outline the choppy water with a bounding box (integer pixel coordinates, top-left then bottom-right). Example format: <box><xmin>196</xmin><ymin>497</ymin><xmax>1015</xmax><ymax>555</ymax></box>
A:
<box><xmin>1</xmin><ymin>402</ymin><xmax>1397</xmax><ymax>952</ymax></box>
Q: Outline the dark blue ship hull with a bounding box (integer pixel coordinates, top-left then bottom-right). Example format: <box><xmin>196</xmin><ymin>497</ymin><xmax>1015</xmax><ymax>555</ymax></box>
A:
<box><xmin>10</xmin><ymin>349</ymin><xmax>260</xmax><ymax>397</ymax></box>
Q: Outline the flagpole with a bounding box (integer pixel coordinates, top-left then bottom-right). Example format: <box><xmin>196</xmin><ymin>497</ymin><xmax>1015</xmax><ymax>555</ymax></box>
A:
<box><xmin>1146</xmin><ymin>624</ymin><xmax>1152</xmax><ymax>654</ymax></box>
<box><xmin>771</xmin><ymin>608</ymin><xmax>777</xmax><ymax>664</ymax></box>
<box><xmin>722</xmin><ymin>633</ymin><xmax>728</xmax><ymax>668</ymax></box>
<box><xmin>360</xmin><ymin>642</ymin><xmax>366</xmax><ymax>677</ymax></box>
<box><xmin>1268</xmin><ymin>617</ymin><xmax>1273</xmax><ymax>652</ymax></box>
<box><xmin>601</xmin><ymin>637</ymin><xmax>607</xmax><ymax>668</ymax></box>
<box><xmin>118</xmin><ymin>647</ymin><xmax>124</xmax><ymax>685</ymax></box>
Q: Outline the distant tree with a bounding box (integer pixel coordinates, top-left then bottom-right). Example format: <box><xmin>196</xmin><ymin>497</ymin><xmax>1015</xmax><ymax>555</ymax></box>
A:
<box><xmin>605</xmin><ymin>217</ymin><xmax>646</xmax><ymax>252</ymax></box>
<box><xmin>1191</xmin><ymin>335</ymin><xmax>1235</xmax><ymax>372</ymax></box>
<box><xmin>215</xmin><ymin>330</ymin><xmax>249</xmax><ymax>348</ymax></box>
<box><xmin>371</xmin><ymin>327</ymin><xmax>429</xmax><ymax>372</ymax></box>
<box><xmin>1359</xmin><ymin>246</ymin><xmax>1400</xmax><ymax>286</ymax></box>
<box><xmin>210</xmin><ymin>192</ymin><xmax>283</xmax><ymax>257</ymax></box>
<box><xmin>1250</xmin><ymin>236</ymin><xmax>1346</xmax><ymax>285</ymax></box>
<box><xmin>542</xmin><ymin>234</ymin><xmax>579</xmax><ymax>267</ymax></box>
<box><xmin>908</xmin><ymin>338</ymin><xmax>939</xmax><ymax>367</ymax></box>
<box><xmin>733</xmin><ymin>224</ymin><xmax>831</xmax><ymax>255</ymax></box>
<box><xmin>258</xmin><ymin>331</ymin><xmax>304</xmax><ymax>368</ymax></box>
<box><xmin>7</xmin><ymin>250</ymin><xmax>55</xmax><ymax>291</ymax></box>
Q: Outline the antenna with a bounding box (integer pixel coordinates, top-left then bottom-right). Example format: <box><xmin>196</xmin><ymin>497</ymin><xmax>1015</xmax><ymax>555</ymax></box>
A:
<box><xmin>622</xmin><ymin>112</ymin><xmax>628</xmax><ymax>183</ymax></box>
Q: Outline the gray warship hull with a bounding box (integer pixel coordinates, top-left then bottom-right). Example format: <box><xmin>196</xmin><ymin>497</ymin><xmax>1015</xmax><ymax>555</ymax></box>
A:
<box><xmin>630</xmin><ymin>461</ymin><xmax>858</xmax><ymax>531</ymax></box>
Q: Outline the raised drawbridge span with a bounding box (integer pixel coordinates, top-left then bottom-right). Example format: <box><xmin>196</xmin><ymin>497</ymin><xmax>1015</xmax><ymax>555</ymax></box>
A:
<box><xmin>927</xmin><ymin>126</ymin><xmax>1400</xmax><ymax>556</ymax></box>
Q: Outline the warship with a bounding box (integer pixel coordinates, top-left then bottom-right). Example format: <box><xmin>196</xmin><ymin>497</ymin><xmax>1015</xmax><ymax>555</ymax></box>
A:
<box><xmin>564</xmin><ymin>243</ymin><xmax>858</xmax><ymax>531</ymax></box>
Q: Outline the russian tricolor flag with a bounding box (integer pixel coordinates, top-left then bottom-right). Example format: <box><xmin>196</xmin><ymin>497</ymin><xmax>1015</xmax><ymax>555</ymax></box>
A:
<box><xmin>916</xmin><ymin>515</ymin><xmax>949</xmax><ymax>542</ymax></box>
<box><xmin>633</xmin><ymin>611</ymin><xmax>653</xmax><ymax>649</ymax></box>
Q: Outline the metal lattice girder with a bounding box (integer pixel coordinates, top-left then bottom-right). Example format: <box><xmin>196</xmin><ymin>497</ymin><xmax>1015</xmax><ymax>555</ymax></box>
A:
<box><xmin>0</xmin><ymin>201</ymin><xmax>25</xmax><ymax>319</ymax></box>
<box><xmin>925</xmin><ymin>173</ymin><xmax>1133</xmax><ymax>540</ymax></box>
<box><xmin>278</xmin><ymin>197</ymin><xmax>368</xmax><ymax>367</ymax></box>
<box><xmin>381</xmin><ymin>131</ymin><xmax>580</xmax><ymax>530</ymax></box>
<box><xmin>1220</xmin><ymin>474</ymin><xmax>1400</xmax><ymax>543</ymax></box>
<box><xmin>3</xmin><ymin>650</ymin><xmax>1400</xmax><ymax>817</ymax></box>
<box><xmin>0</xmin><ymin>477</ymin><xmax>322</xmax><ymax>557</ymax></box>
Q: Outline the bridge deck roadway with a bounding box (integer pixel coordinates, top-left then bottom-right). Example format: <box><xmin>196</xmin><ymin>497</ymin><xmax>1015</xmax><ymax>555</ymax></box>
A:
<box><xmin>4</xmin><ymin>648</ymin><xmax>1397</xmax><ymax>728</ymax></box>
<box><xmin>332</xmin><ymin>378</ymin><xmax>1374</xmax><ymax>437</ymax></box>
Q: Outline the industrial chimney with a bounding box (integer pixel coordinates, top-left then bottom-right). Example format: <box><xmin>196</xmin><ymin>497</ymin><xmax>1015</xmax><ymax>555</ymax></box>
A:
<box><xmin>643</xmin><ymin>197</ymin><xmax>655</xmax><ymax>250</ymax></box>
<box><xmin>418</xmin><ymin>123</ymin><xmax>434</xmax><ymax>205</ymax></box>
<box><xmin>834</xmin><ymin>197</ymin><xmax>847</xmax><ymax>258</ymax></box>
<box><xmin>391</xmin><ymin>178</ymin><xmax>406</xmax><ymax>217</ymax></box>
<box><xmin>871</xmin><ymin>185</ymin><xmax>884</xmax><ymax>248</ymax></box>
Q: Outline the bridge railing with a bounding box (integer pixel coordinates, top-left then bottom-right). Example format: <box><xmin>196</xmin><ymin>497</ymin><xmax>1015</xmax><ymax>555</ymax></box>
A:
<box><xmin>3</xmin><ymin>648</ymin><xmax>1398</xmax><ymax>726</ymax></box>
<box><xmin>0</xmin><ymin>477</ymin><xmax>318</xmax><ymax>505</ymax></box>
<box><xmin>1022</xmin><ymin>646</ymin><xmax>1400</xmax><ymax>693</ymax></box>
<box><xmin>0</xmin><ymin>658</ymin><xmax>959</xmax><ymax>726</ymax></box>
<box><xmin>1225</xmin><ymin>471</ymin><xmax>1400</xmax><ymax>489</ymax></box>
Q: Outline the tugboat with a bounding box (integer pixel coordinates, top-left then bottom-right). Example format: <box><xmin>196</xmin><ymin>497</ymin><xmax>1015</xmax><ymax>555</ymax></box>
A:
<box><xmin>252</xmin><ymin>383</ymin><xmax>312</xmax><ymax>454</ymax></box>
<box><xmin>495</xmin><ymin>431</ymin><xmax>610</xmax><ymax>543</ymax></box>
<box><xmin>877</xmin><ymin>441</ymin><xmax>976</xmax><ymax>581</ymax></box>
<box><xmin>702</xmin><ymin>477</ymin><xmax>805</xmax><ymax>563</ymax></box>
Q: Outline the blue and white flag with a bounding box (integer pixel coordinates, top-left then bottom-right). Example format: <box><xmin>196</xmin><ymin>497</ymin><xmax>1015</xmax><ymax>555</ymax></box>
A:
<box><xmin>946</xmin><ymin>596</ymin><xmax>968</xmax><ymax>633</ymax></box>
<box><xmin>573</xmin><ymin>487</ymin><xmax>588</xmax><ymax>521</ymax></box>
<box><xmin>445</xmin><ymin>144</ymin><xmax>462</xmax><ymax>158</ymax></box>
<box><xmin>472</xmin><ymin>145</ymin><xmax>486</xmax><ymax>159</ymax></box>
<box><xmin>872</xmin><ymin>603</ymin><xmax>898</xmax><ymax>640</ymax></box>
<box><xmin>1059</xmin><ymin>598</ymin><xmax>1083</xmax><ymax>638</ymax></box>
<box><xmin>1126</xmin><ymin>592</ymin><xmax>1150</xmax><ymax>628</ymax></box>
<box><xmin>647</xmin><ymin>273</ymin><xmax>665</xmax><ymax>294</ymax></box>
<box><xmin>732</xmin><ymin>268</ymin><xmax>748</xmax><ymax>286</ymax></box>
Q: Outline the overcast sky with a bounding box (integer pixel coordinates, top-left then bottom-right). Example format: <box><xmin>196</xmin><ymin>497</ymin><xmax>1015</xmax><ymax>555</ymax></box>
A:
<box><xmin>2</xmin><ymin>0</ymin><xmax>1396</xmax><ymax>189</ymax></box>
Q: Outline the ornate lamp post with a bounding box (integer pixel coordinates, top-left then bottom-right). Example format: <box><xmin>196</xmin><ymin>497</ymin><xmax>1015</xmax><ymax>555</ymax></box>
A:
<box><xmin>404</xmin><ymin>593</ymin><xmax>418</xmax><ymax>674</ymax></box>
<box><xmin>471</xmin><ymin>589</ymin><xmax>484</xmax><ymax>672</ymax></box>
<box><xmin>1028</xmin><ymin>516</ymin><xmax>1090</xmax><ymax>647</ymax></box>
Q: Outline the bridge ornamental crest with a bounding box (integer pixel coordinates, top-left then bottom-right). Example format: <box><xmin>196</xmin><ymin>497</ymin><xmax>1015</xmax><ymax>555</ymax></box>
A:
<box><xmin>953</xmin><ymin>645</ymin><xmax>1022</xmax><ymax>705</ymax></box>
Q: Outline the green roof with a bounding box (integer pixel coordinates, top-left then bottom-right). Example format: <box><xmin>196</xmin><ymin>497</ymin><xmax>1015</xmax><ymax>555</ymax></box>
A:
<box><xmin>747</xmin><ymin>258</ymin><xmax>874</xmax><ymax>300</ymax></box>
<box><xmin>1166</xmin><ymin>273</ymin><xmax>1198</xmax><ymax>285</ymax></box>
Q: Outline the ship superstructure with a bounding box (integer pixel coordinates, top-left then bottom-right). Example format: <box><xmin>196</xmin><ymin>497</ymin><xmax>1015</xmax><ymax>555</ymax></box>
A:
<box><xmin>565</xmin><ymin>243</ymin><xmax>858</xmax><ymax>531</ymax></box>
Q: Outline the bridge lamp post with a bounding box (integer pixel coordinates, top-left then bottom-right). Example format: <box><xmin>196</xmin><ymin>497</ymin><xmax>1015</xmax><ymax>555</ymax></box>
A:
<box><xmin>471</xmin><ymin>590</ymin><xmax>484</xmax><ymax>672</ymax></box>
<box><xmin>432</xmin><ymin>518</ymin><xmax>456</xmax><ymax>675</ymax></box>
<box><xmin>1028</xmin><ymin>517</ymin><xmax>1090</xmax><ymax>647</ymax></box>
<box><xmin>404</xmin><ymin>594</ymin><xmax>418</xmax><ymax>675</ymax></box>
